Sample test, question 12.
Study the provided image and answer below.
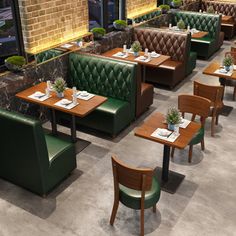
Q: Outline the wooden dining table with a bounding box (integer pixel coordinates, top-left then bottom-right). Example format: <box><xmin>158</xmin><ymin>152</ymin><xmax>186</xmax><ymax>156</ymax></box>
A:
<box><xmin>101</xmin><ymin>48</ymin><xmax>170</xmax><ymax>81</ymax></box>
<box><xmin>15</xmin><ymin>82</ymin><xmax>107</xmax><ymax>142</ymax></box>
<box><xmin>135</xmin><ymin>112</ymin><xmax>201</xmax><ymax>194</ymax></box>
<box><xmin>203</xmin><ymin>62</ymin><xmax>236</xmax><ymax>115</ymax></box>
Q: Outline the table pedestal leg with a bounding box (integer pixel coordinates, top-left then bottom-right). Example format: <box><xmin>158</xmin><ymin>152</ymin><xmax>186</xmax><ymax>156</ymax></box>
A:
<box><xmin>154</xmin><ymin>144</ymin><xmax>185</xmax><ymax>194</ymax></box>
<box><xmin>51</xmin><ymin>109</ymin><xmax>57</xmax><ymax>135</ymax></box>
<box><xmin>71</xmin><ymin>115</ymin><xmax>77</xmax><ymax>143</ymax></box>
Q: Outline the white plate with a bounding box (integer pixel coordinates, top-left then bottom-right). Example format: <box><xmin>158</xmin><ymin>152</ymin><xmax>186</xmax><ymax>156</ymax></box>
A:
<box><xmin>116</xmin><ymin>52</ymin><xmax>125</xmax><ymax>56</ymax></box>
<box><xmin>78</xmin><ymin>91</ymin><xmax>89</xmax><ymax>97</ymax></box>
<box><xmin>34</xmin><ymin>91</ymin><xmax>44</xmax><ymax>97</ymax></box>
<box><xmin>219</xmin><ymin>68</ymin><xmax>227</xmax><ymax>73</ymax></box>
<box><xmin>60</xmin><ymin>99</ymin><xmax>72</xmax><ymax>105</ymax></box>
<box><xmin>157</xmin><ymin>129</ymin><xmax>172</xmax><ymax>137</ymax></box>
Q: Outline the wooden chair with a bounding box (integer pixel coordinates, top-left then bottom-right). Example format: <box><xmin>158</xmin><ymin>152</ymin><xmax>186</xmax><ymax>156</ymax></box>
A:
<box><xmin>193</xmin><ymin>81</ymin><xmax>224</xmax><ymax>137</ymax></box>
<box><xmin>171</xmin><ymin>95</ymin><xmax>211</xmax><ymax>163</ymax></box>
<box><xmin>110</xmin><ymin>155</ymin><xmax>161</xmax><ymax>236</ymax></box>
<box><xmin>219</xmin><ymin>47</ymin><xmax>236</xmax><ymax>101</ymax></box>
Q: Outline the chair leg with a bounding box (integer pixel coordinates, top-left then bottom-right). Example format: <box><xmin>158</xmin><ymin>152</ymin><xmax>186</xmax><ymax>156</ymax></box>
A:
<box><xmin>201</xmin><ymin>138</ymin><xmax>205</xmax><ymax>151</ymax></box>
<box><xmin>110</xmin><ymin>199</ymin><xmax>119</xmax><ymax>226</ymax></box>
<box><xmin>152</xmin><ymin>205</ymin><xmax>156</xmax><ymax>213</ymax></box>
<box><xmin>188</xmin><ymin>145</ymin><xmax>193</xmax><ymax>163</ymax></box>
<box><xmin>140</xmin><ymin>208</ymin><xmax>144</xmax><ymax>236</ymax></box>
<box><xmin>211</xmin><ymin>116</ymin><xmax>215</xmax><ymax>137</ymax></box>
<box><xmin>171</xmin><ymin>147</ymin><xmax>175</xmax><ymax>158</ymax></box>
<box><xmin>233</xmin><ymin>86</ymin><xmax>236</xmax><ymax>101</ymax></box>
<box><xmin>215</xmin><ymin>114</ymin><xmax>219</xmax><ymax>125</ymax></box>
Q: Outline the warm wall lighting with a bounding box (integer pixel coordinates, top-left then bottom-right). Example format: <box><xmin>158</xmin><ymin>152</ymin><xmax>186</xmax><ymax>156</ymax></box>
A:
<box><xmin>26</xmin><ymin>31</ymin><xmax>91</xmax><ymax>54</ymax></box>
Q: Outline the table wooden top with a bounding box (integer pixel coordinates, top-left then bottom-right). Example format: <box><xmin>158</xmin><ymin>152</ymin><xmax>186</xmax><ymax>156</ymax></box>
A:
<box><xmin>15</xmin><ymin>82</ymin><xmax>107</xmax><ymax>117</ymax></box>
<box><xmin>135</xmin><ymin>112</ymin><xmax>201</xmax><ymax>149</ymax></box>
<box><xmin>203</xmin><ymin>62</ymin><xmax>236</xmax><ymax>81</ymax></box>
<box><xmin>102</xmin><ymin>48</ymin><xmax>170</xmax><ymax>68</ymax></box>
<box><xmin>222</xmin><ymin>15</ymin><xmax>234</xmax><ymax>23</ymax></box>
<box><xmin>191</xmin><ymin>31</ymin><xmax>208</xmax><ymax>39</ymax></box>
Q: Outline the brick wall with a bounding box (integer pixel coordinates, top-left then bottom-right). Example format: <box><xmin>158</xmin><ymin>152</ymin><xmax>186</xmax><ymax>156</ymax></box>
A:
<box><xmin>127</xmin><ymin>0</ymin><xmax>157</xmax><ymax>18</ymax></box>
<box><xmin>18</xmin><ymin>0</ymin><xmax>89</xmax><ymax>54</ymax></box>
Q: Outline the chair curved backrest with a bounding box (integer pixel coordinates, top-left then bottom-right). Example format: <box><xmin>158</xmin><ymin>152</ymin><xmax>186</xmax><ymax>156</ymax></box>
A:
<box><xmin>193</xmin><ymin>81</ymin><xmax>224</xmax><ymax>107</ymax></box>
<box><xmin>178</xmin><ymin>94</ymin><xmax>211</xmax><ymax>127</ymax></box>
<box><xmin>111</xmin><ymin>155</ymin><xmax>153</xmax><ymax>192</ymax></box>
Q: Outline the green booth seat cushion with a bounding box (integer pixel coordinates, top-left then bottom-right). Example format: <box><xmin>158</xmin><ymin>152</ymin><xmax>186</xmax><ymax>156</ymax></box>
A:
<box><xmin>119</xmin><ymin>176</ymin><xmax>161</xmax><ymax>210</ymax></box>
<box><xmin>189</xmin><ymin>126</ymin><xmax>204</xmax><ymax>146</ymax></box>
<box><xmin>45</xmin><ymin>134</ymin><xmax>74</xmax><ymax>164</ymax></box>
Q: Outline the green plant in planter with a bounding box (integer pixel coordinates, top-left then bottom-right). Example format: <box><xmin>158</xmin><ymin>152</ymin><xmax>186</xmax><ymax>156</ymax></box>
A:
<box><xmin>207</xmin><ymin>6</ymin><xmax>215</xmax><ymax>14</ymax></box>
<box><xmin>131</xmin><ymin>41</ymin><xmax>142</xmax><ymax>56</ymax></box>
<box><xmin>91</xmin><ymin>27</ymin><xmax>106</xmax><ymax>40</ymax></box>
<box><xmin>5</xmin><ymin>55</ymin><xmax>26</xmax><ymax>72</ymax></box>
<box><xmin>223</xmin><ymin>55</ymin><xmax>233</xmax><ymax>71</ymax></box>
<box><xmin>177</xmin><ymin>19</ymin><xmax>185</xmax><ymax>30</ymax></box>
<box><xmin>172</xmin><ymin>0</ymin><xmax>182</xmax><ymax>8</ymax></box>
<box><xmin>53</xmin><ymin>77</ymin><xmax>66</xmax><ymax>97</ymax></box>
<box><xmin>166</xmin><ymin>107</ymin><xmax>181</xmax><ymax>125</ymax></box>
<box><xmin>113</xmin><ymin>20</ymin><xmax>127</xmax><ymax>30</ymax></box>
<box><xmin>159</xmin><ymin>5</ymin><xmax>170</xmax><ymax>13</ymax></box>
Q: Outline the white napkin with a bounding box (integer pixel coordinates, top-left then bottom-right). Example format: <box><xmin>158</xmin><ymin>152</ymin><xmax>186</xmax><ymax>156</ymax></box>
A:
<box><xmin>151</xmin><ymin>128</ymin><xmax>180</xmax><ymax>142</ymax></box>
<box><xmin>135</xmin><ymin>56</ymin><xmax>151</xmax><ymax>63</ymax></box>
<box><xmin>179</xmin><ymin>118</ymin><xmax>191</xmax><ymax>128</ymax></box>
<box><xmin>54</xmin><ymin>100</ymin><xmax>78</xmax><ymax>109</ymax></box>
<box><xmin>76</xmin><ymin>91</ymin><xmax>95</xmax><ymax>100</ymax></box>
<box><xmin>28</xmin><ymin>92</ymin><xmax>51</xmax><ymax>101</ymax></box>
<box><xmin>112</xmin><ymin>52</ymin><xmax>128</xmax><ymax>58</ymax></box>
<box><xmin>214</xmin><ymin>69</ymin><xmax>233</xmax><ymax>76</ymax></box>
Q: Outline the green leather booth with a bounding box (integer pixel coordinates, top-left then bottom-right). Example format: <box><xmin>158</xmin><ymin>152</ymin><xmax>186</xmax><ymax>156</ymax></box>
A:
<box><xmin>58</xmin><ymin>53</ymin><xmax>137</xmax><ymax>136</ymax></box>
<box><xmin>0</xmin><ymin>108</ymin><xmax>76</xmax><ymax>196</ymax></box>
<box><xmin>35</xmin><ymin>49</ymin><xmax>63</xmax><ymax>63</ymax></box>
<box><xmin>172</xmin><ymin>11</ymin><xmax>222</xmax><ymax>59</ymax></box>
<box><xmin>129</xmin><ymin>9</ymin><xmax>162</xmax><ymax>24</ymax></box>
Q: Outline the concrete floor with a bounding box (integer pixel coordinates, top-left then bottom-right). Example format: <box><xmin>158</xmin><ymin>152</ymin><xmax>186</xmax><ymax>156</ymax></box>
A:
<box><xmin>0</xmin><ymin>40</ymin><xmax>236</xmax><ymax>236</ymax></box>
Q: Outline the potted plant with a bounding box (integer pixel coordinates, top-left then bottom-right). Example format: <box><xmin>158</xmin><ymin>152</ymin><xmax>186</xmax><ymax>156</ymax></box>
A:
<box><xmin>131</xmin><ymin>41</ymin><xmax>142</xmax><ymax>57</ymax></box>
<box><xmin>91</xmin><ymin>27</ymin><xmax>106</xmax><ymax>40</ymax></box>
<box><xmin>53</xmin><ymin>77</ymin><xmax>67</xmax><ymax>98</ymax></box>
<box><xmin>113</xmin><ymin>20</ymin><xmax>127</xmax><ymax>30</ymax></box>
<box><xmin>171</xmin><ymin>0</ymin><xmax>182</xmax><ymax>8</ymax></box>
<box><xmin>5</xmin><ymin>55</ymin><xmax>26</xmax><ymax>72</ymax></box>
<box><xmin>166</xmin><ymin>107</ymin><xmax>181</xmax><ymax>131</ymax></box>
<box><xmin>207</xmin><ymin>6</ymin><xmax>215</xmax><ymax>14</ymax></box>
<box><xmin>177</xmin><ymin>19</ymin><xmax>185</xmax><ymax>30</ymax></box>
<box><xmin>159</xmin><ymin>4</ymin><xmax>170</xmax><ymax>14</ymax></box>
<box><xmin>223</xmin><ymin>55</ymin><xmax>233</xmax><ymax>72</ymax></box>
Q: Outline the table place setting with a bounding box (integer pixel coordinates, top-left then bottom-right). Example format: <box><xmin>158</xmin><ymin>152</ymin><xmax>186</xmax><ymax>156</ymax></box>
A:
<box><xmin>150</xmin><ymin>51</ymin><xmax>160</xmax><ymax>58</ymax></box>
<box><xmin>54</xmin><ymin>98</ymin><xmax>78</xmax><ymax>109</ymax></box>
<box><xmin>112</xmin><ymin>51</ymin><xmax>128</xmax><ymax>58</ymax></box>
<box><xmin>151</xmin><ymin>128</ymin><xmax>180</xmax><ymax>142</ymax></box>
<box><xmin>214</xmin><ymin>68</ymin><xmax>233</xmax><ymax>76</ymax></box>
<box><xmin>135</xmin><ymin>55</ymin><xmax>151</xmax><ymax>63</ymax></box>
<box><xmin>179</xmin><ymin>118</ymin><xmax>191</xmax><ymax>128</ymax></box>
<box><xmin>28</xmin><ymin>91</ymin><xmax>51</xmax><ymax>101</ymax></box>
<box><xmin>75</xmin><ymin>91</ymin><xmax>95</xmax><ymax>100</ymax></box>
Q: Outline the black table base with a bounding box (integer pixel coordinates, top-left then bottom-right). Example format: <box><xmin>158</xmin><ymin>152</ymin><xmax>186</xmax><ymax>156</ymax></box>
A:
<box><xmin>220</xmin><ymin>105</ymin><xmax>233</xmax><ymax>116</ymax></box>
<box><xmin>155</xmin><ymin>145</ymin><xmax>185</xmax><ymax>194</ymax></box>
<box><xmin>154</xmin><ymin>166</ymin><xmax>185</xmax><ymax>194</ymax></box>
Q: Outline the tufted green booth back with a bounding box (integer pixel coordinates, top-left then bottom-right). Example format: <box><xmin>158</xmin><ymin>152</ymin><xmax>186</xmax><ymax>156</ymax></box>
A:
<box><xmin>172</xmin><ymin>11</ymin><xmax>221</xmax><ymax>39</ymax></box>
<box><xmin>36</xmin><ymin>49</ymin><xmax>63</xmax><ymax>63</ymax></box>
<box><xmin>132</xmin><ymin>10</ymin><xmax>162</xmax><ymax>24</ymax></box>
<box><xmin>68</xmin><ymin>53</ymin><xmax>137</xmax><ymax>112</ymax></box>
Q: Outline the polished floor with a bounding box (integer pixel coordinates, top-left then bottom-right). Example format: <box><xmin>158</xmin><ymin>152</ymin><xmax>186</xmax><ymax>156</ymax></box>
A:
<box><xmin>0</xmin><ymin>40</ymin><xmax>236</xmax><ymax>236</ymax></box>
